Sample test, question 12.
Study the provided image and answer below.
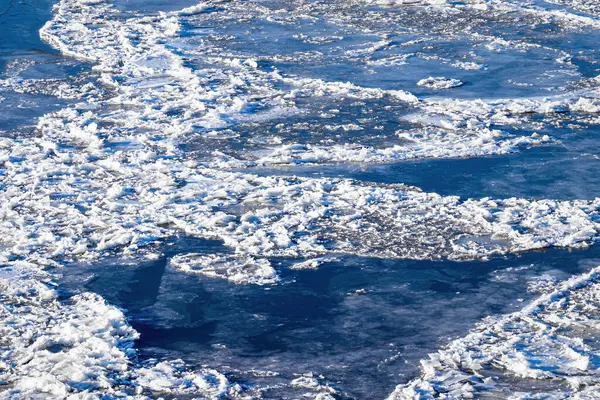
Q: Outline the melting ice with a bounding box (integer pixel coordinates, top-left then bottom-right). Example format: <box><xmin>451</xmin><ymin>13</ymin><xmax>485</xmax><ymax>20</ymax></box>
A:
<box><xmin>2</xmin><ymin>0</ymin><xmax>600</xmax><ymax>398</ymax></box>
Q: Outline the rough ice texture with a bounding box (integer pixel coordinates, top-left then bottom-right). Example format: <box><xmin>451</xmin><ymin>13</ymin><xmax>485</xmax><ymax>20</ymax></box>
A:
<box><xmin>241</xmin><ymin>130</ymin><xmax>551</xmax><ymax>166</ymax></box>
<box><xmin>0</xmin><ymin>263</ymin><xmax>229</xmax><ymax>398</ymax></box>
<box><xmin>389</xmin><ymin>265</ymin><xmax>600</xmax><ymax>399</ymax></box>
<box><xmin>170</xmin><ymin>253</ymin><xmax>280</xmax><ymax>285</ymax></box>
<box><xmin>364</xmin><ymin>0</ymin><xmax>600</xmax><ymax>30</ymax></box>
<box><xmin>417</xmin><ymin>77</ymin><xmax>465</xmax><ymax>89</ymax></box>
<box><xmin>25</xmin><ymin>0</ymin><xmax>600</xmax><ymax>273</ymax></box>
<box><xmin>0</xmin><ymin>0</ymin><xmax>599</xmax><ymax>397</ymax></box>
<box><xmin>29</xmin><ymin>0</ymin><xmax>600</xmax><ymax>173</ymax></box>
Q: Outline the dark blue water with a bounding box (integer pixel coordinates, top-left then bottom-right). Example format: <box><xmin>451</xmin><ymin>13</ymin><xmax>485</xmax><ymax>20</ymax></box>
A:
<box><xmin>0</xmin><ymin>0</ymin><xmax>56</xmax><ymax>57</ymax></box>
<box><xmin>59</xmin><ymin>237</ymin><xmax>600</xmax><ymax>399</ymax></box>
<box><xmin>0</xmin><ymin>0</ymin><xmax>87</xmax><ymax>133</ymax></box>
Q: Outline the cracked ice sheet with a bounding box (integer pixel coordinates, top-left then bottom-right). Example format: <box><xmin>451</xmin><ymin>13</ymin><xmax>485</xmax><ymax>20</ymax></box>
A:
<box><xmin>363</xmin><ymin>0</ymin><xmax>600</xmax><ymax>31</ymax></box>
<box><xmin>5</xmin><ymin>123</ymin><xmax>600</xmax><ymax>273</ymax></box>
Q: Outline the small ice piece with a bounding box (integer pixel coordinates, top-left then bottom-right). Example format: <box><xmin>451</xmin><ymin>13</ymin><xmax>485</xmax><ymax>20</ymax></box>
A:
<box><xmin>178</xmin><ymin>3</ymin><xmax>209</xmax><ymax>16</ymax></box>
<box><xmin>291</xmin><ymin>259</ymin><xmax>323</xmax><ymax>270</ymax></box>
<box><xmin>451</xmin><ymin>61</ymin><xmax>487</xmax><ymax>70</ymax></box>
<box><xmin>170</xmin><ymin>253</ymin><xmax>280</xmax><ymax>285</ymax></box>
<box><xmin>290</xmin><ymin>257</ymin><xmax>339</xmax><ymax>270</ymax></box>
<box><xmin>135</xmin><ymin>360</ymin><xmax>228</xmax><ymax>396</ymax></box>
<box><xmin>367</xmin><ymin>0</ymin><xmax>448</xmax><ymax>5</ymax></box>
<box><xmin>417</xmin><ymin>77</ymin><xmax>465</xmax><ymax>89</ymax></box>
<box><xmin>291</xmin><ymin>374</ymin><xmax>337</xmax><ymax>395</ymax></box>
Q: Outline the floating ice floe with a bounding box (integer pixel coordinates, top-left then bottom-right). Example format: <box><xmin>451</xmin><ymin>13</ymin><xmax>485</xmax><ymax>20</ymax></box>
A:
<box><xmin>240</xmin><ymin>130</ymin><xmax>550</xmax><ymax>167</ymax></box>
<box><xmin>451</xmin><ymin>61</ymin><xmax>487</xmax><ymax>70</ymax></box>
<box><xmin>0</xmin><ymin>262</ymin><xmax>230</xmax><ymax>398</ymax></box>
<box><xmin>389</xmin><ymin>265</ymin><xmax>600</xmax><ymax>399</ymax></box>
<box><xmin>170</xmin><ymin>253</ymin><xmax>280</xmax><ymax>285</ymax></box>
<box><xmin>363</xmin><ymin>0</ymin><xmax>600</xmax><ymax>29</ymax></box>
<box><xmin>290</xmin><ymin>257</ymin><xmax>341</xmax><ymax>270</ymax></box>
<box><xmin>417</xmin><ymin>77</ymin><xmax>465</xmax><ymax>89</ymax></box>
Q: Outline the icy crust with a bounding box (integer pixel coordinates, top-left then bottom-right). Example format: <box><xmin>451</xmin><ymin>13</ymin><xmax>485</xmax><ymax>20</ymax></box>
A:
<box><xmin>38</xmin><ymin>0</ymin><xmax>291</xmax><ymax>138</ymax></box>
<box><xmin>239</xmin><ymin>88</ymin><xmax>600</xmax><ymax>167</ymax></box>
<box><xmin>421</xmin><ymin>89</ymin><xmax>600</xmax><ymax>124</ymax></box>
<box><xmin>388</xmin><ymin>266</ymin><xmax>600</xmax><ymax>399</ymax></box>
<box><xmin>3</xmin><ymin>115</ymin><xmax>600</xmax><ymax>275</ymax></box>
<box><xmin>0</xmin><ymin>77</ymin><xmax>100</xmax><ymax>100</ymax></box>
<box><xmin>238</xmin><ymin>129</ymin><xmax>550</xmax><ymax>166</ymax></box>
<box><xmin>221</xmin><ymin>87</ymin><xmax>600</xmax><ymax>166</ymax></box>
<box><xmin>545</xmin><ymin>0</ymin><xmax>600</xmax><ymax>18</ymax></box>
<box><xmin>169</xmin><ymin>254</ymin><xmax>280</xmax><ymax>285</ymax></box>
<box><xmin>168</xmin><ymin>173</ymin><xmax>600</xmax><ymax>263</ymax></box>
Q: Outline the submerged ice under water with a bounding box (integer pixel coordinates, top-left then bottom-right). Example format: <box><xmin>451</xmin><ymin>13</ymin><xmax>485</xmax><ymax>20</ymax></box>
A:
<box><xmin>2</xmin><ymin>0</ymin><xmax>600</xmax><ymax>398</ymax></box>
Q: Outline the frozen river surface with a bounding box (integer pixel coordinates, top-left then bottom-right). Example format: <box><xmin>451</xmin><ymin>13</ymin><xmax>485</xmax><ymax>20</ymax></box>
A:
<box><xmin>2</xmin><ymin>0</ymin><xmax>600</xmax><ymax>398</ymax></box>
